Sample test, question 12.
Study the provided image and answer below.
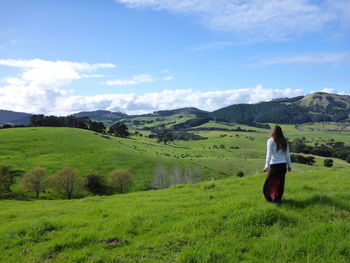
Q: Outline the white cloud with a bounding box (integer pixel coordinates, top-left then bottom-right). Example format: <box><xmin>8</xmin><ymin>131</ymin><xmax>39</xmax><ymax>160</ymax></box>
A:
<box><xmin>115</xmin><ymin>0</ymin><xmax>350</xmax><ymax>41</ymax></box>
<box><xmin>320</xmin><ymin>88</ymin><xmax>335</xmax><ymax>93</ymax></box>
<box><xmin>51</xmin><ymin>85</ymin><xmax>306</xmax><ymax>115</ymax></box>
<box><xmin>105</xmin><ymin>74</ymin><xmax>155</xmax><ymax>86</ymax></box>
<box><xmin>163</xmin><ymin>76</ymin><xmax>174</xmax><ymax>81</ymax></box>
<box><xmin>0</xmin><ymin>59</ymin><xmax>115</xmax><ymax>113</ymax></box>
<box><xmin>252</xmin><ymin>52</ymin><xmax>350</xmax><ymax>66</ymax></box>
<box><xmin>0</xmin><ymin>58</ymin><xmax>345</xmax><ymax>116</ymax></box>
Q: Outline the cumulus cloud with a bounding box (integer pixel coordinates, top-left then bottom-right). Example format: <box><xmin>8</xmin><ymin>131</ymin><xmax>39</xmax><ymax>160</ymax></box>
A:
<box><xmin>253</xmin><ymin>52</ymin><xmax>350</xmax><ymax>66</ymax></box>
<box><xmin>105</xmin><ymin>74</ymin><xmax>155</xmax><ymax>86</ymax></box>
<box><xmin>0</xmin><ymin>59</ymin><xmax>115</xmax><ymax>113</ymax></box>
<box><xmin>163</xmin><ymin>76</ymin><xmax>174</xmax><ymax>81</ymax></box>
<box><xmin>51</xmin><ymin>85</ymin><xmax>305</xmax><ymax>115</ymax></box>
<box><xmin>0</xmin><ymin>58</ymin><xmax>343</xmax><ymax>116</ymax></box>
<box><xmin>114</xmin><ymin>0</ymin><xmax>350</xmax><ymax>41</ymax></box>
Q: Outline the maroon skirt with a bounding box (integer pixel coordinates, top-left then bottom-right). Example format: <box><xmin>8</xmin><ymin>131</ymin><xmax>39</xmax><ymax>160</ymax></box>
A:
<box><xmin>263</xmin><ymin>163</ymin><xmax>286</xmax><ymax>203</ymax></box>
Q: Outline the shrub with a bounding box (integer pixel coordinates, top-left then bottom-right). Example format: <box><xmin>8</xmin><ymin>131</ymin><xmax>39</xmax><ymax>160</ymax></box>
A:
<box><xmin>85</xmin><ymin>172</ymin><xmax>106</xmax><ymax>195</ymax></box>
<box><xmin>324</xmin><ymin>159</ymin><xmax>334</xmax><ymax>168</ymax></box>
<box><xmin>21</xmin><ymin>168</ymin><xmax>46</xmax><ymax>198</ymax></box>
<box><xmin>291</xmin><ymin>154</ymin><xmax>315</xmax><ymax>166</ymax></box>
<box><xmin>0</xmin><ymin>166</ymin><xmax>16</xmax><ymax>196</ymax></box>
<box><xmin>51</xmin><ymin>168</ymin><xmax>81</xmax><ymax>199</ymax></box>
<box><xmin>236</xmin><ymin>171</ymin><xmax>244</xmax><ymax>177</ymax></box>
<box><xmin>346</xmin><ymin>154</ymin><xmax>350</xmax><ymax>164</ymax></box>
<box><xmin>2</xmin><ymin>123</ymin><xmax>13</xmax><ymax>129</ymax></box>
<box><xmin>107</xmin><ymin>170</ymin><xmax>132</xmax><ymax>194</ymax></box>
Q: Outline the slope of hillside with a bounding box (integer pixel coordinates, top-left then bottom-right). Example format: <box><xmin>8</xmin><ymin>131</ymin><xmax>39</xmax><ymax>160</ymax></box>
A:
<box><xmin>1</xmin><ymin>127</ymin><xmax>350</xmax><ymax>195</ymax></box>
<box><xmin>0</xmin><ymin>109</ymin><xmax>32</xmax><ymax>125</ymax></box>
<box><xmin>1</xmin><ymin>169</ymin><xmax>349</xmax><ymax>262</ymax></box>
<box><xmin>211</xmin><ymin>92</ymin><xmax>350</xmax><ymax>124</ymax></box>
<box><xmin>297</xmin><ymin>92</ymin><xmax>350</xmax><ymax>112</ymax></box>
<box><xmin>72</xmin><ymin>110</ymin><xmax>127</xmax><ymax>126</ymax></box>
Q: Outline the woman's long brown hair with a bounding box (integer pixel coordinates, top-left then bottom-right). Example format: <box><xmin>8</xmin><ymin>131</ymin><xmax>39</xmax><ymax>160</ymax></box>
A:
<box><xmin>271</xmin><ymin>125</ymin><xmax>288</xmax><ymax>151</ymax></box>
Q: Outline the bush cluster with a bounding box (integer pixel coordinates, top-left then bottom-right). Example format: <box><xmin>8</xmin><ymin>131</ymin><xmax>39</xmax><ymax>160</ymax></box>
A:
<box><xmin>0</xmin><ymin>166</ymin><xmax>132</xmax><ymax>199</ymax></box>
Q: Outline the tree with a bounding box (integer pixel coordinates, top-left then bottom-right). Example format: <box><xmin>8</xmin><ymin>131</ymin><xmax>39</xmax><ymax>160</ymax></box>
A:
<box><xmin>152</xmin><ymin>163</ymin><xmax>169</xmax><ymax>189</ymax></box>
<box><xmin>21</xmin><ymin>168</ymin><xmax>46</xmax><ymax>198</ymax></box>
<box><xmin>184</xmin><ymin>166</ymin><xmax>201</xmax><ymax>184</ymax></box>
<box><xmin>0</xmin><ymin>166</ymin><xmax>16</xmax><ymax>196</ymax></box>
<box><xmin>324</xmin><ymin>159</ymin><xmax>334</xmax><ymax>168</ymax></box>
<box><xmin>85</xmin><ymin>172</ymin><xmax>106</xmax><ymax>195</ymax></box>
<box><xmin>88</xmin><ymin>121</ymin><xmax>106</xmax><ymax>134</ymax></box>
<box><xmin>107</xmin><ymin>170</ymin><xmax>132</xmax><ymax>194</ymax></box>
<box><xmin>170</xmin><ymin>165</ymin><xmax>183</xmax><ymax>185</ymax></box>
<box><xmin>346</xmin><ymin>154</ymin><xmax>350</xmax><ymax>164</ymax></box>
<box><xmin>156</xmin><ymin>128</ymin><xmax>174</xmax><ymax>144</ymax></box>
<box><xmin>109</xmin><ymin>122</ymin><xmax>130</xmax><ymax>138</ymax></box>
<box><xmin>2</xmin><ymin>123</ymin><xmax>13</xmax><ymax>129</ymax></box>
<box><xmin>51</xmin><ymin>168</ymin><xmax>81</xmax><ymax>199</ymax></box>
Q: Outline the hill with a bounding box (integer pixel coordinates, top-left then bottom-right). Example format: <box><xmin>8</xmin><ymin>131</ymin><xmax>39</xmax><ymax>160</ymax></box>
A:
<box><xmin>72</xmin><ymin>110</ymin><xmax>127</xmax><ymax>126</ymax></box>
<box><xmin>0</xmin><ymin>109</ymin><xmax>32</xmax><ymax>125</ymax></box>
<box><xmin>1</xmin><ymin>169</ymin><xmax>349</xmax><ymax>262</ymax></box>
<box><xmin>1</xmin><ymin>92</ymin><xmax>349</xmax><ymax>128</ymax></box>
<box><xmin>1</xmin><ymin>126</ymin><xmax>349</xmax><ymax>195</ymax></box>
<box><xmin>211</xmin><ymin>92</ymin><xmax>350</xmax><ymax>124</ymax></box>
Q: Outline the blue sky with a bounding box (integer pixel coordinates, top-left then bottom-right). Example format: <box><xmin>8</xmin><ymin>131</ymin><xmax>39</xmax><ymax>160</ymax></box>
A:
<box><xmin>0</xmin><ymin>0</ymin><xmax>349</xmax><ymax>115</ymax></box>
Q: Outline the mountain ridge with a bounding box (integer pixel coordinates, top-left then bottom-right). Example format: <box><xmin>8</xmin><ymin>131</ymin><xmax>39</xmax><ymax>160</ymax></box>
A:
<box><xmin>1</xmin><ymin>92</ymin><xmax>349</xmax><ymax>125</ymax></box>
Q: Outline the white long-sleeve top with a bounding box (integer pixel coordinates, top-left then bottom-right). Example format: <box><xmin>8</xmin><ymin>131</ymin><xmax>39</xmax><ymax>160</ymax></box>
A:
<box><xmin>264</xmin><ymin>138</ymin><xmax>292</xmax><ymax>169</ymax></box>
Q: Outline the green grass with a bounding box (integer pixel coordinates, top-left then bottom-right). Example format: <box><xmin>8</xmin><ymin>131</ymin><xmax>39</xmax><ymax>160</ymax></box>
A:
<box><xmin>1</xmin><ymin>126</ymin><xmax>350</xmax><ymax>262</ymax></box>
<box><xmin>1</xmin><ymin>169</ymin><xmax>350</xmax><ymax>262</ymax></box>
<box><xmin>1</xmin><ymin>127</ymin><xmax>349</xmax><ymax>194</ymax></box>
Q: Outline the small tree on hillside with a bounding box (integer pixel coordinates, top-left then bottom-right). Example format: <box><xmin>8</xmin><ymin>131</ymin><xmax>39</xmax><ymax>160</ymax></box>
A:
<box><xmin>346</xmin><ymin>154</ymin><xmax>350</xmax><ymax>164</ymax></box>
<box><xmin>21</xmin><ymin>168</ymin><xmax>46</xmax><ymax>198</ymax></box>
<box><xmin>324</xmin><ymin>159</ymin><xmax>334</xmax><ymax>168</ymax></box>
<box><xmin>51</xmin><ymin>168</ymin><xmax>81</xmax><ymax>199</ymax></box>
<box><xmin>156</xmin><ymin>129</ymin><xmax>174</xmax><ymax>144</ymax></box>
<box><xmin>85</xmin><ymin>172</ymin><xmax>106</xmax><ymax>195</ymax></box>
<box><xmin>0</xmin><ymin>166</ymin><xmax>16</xmax><ymax>196</ymax></box>
<box><xmin>184</xmin><ymin>166</ymin><xmax>201</xmax><ymax>184</ymax></box>
<box><xmin>152</xmin><ymin>163</ymin><xmax>169</xmax><ymax>189</ymax></box>
<box><xmin>170</xmin><ymin>165</ymin><xmax>183</xmax><ymax>185</ymax></box>
<box><xmin>107</xmin><ymin>170</ymin><xmax>132</xmax><ymax>194</ymax></box>
<box><xmin>109</xmin><ymin>122</ymin><xmax>130</xmax><ymax>138</ymax></box>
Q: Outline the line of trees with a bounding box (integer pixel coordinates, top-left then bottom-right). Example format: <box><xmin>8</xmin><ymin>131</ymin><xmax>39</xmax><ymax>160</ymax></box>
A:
<box><xmin>290</xmin><ymin>137</ymin><xmax>350</xmax><ymax>163</ymax></box>
<box><xmin>0</xmin><ymin>166</ymin><xmax>132</xmax><ymax>199</ymax></box>
<box><xmin>30</xmin><ymin>115</ymin><xmax>132</xmax><ymax>138</ymax></box>
<box><xmin>30</xmin><ymin>114</ymin><xmax>107</xmax><ymax>133</ymax></box>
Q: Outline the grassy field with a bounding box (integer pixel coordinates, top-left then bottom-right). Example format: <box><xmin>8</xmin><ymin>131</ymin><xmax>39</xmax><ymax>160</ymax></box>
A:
<box><xmin>1</xmin><ymin>125</ymin><xmax>350</xmax><ymax>262</ymax></box>
<box><xmin>1</xmin><ymin>169</ymin><xmax>350</xmax><ymax>262</ymax></box>
<box><xmin>1</xmin><ymin>126</ymin><xmax>349</xmax><ymax>194</ymax></box>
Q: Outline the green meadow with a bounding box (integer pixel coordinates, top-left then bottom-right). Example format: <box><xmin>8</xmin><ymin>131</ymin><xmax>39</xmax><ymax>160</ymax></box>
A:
<box><xmin>0</xmin><ymin>125</ymin><xmax>350</xmax><ymax>262</ymax></box>
<box><xmin>1</xmin><ymin>169</ymin><xmax>350</xmax><ymax>262</ymax></box>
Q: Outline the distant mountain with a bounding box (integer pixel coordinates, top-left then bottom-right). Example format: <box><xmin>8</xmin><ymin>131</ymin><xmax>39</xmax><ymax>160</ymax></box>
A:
<box><xmin>0</xmin><ymin>110</ymin><xmax>32</xmax><ymax>125</ymax></box>
<box><xmin>1</xmin><ymin>92</ymin><xmax>349</xmax><ymax>127</ymax></box>
<box><xmin>72</xmin><ymin>110</ymin><xmax>127</xmax><ymax>126</ymax></box>
<box><xmin>211</xmin><ymin>92</ymin><xmax>350</xmax><ymax>124</ymax></box>
<box><xmin>131</xmin><ymin>107</ymin><xmax>209</xmax><ymax>118</ymax></box>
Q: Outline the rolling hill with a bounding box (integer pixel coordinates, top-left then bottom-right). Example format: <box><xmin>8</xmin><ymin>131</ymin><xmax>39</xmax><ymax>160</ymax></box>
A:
<box><xmin>211</xmin><ymin>92</ymin><xmax>350</xmax><ymax>125</ymax></box>
<box><xmin>1</xmin><ymin>126</ymin><xmax>349</xmax><ymax>195</ymax></box>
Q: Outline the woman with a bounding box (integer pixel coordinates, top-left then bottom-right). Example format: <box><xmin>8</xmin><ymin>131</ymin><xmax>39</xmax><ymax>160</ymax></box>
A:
<box><xmin>263</xmin><ymin>125</ymin><xmax>292</xmax><ymax>207</ymax></box>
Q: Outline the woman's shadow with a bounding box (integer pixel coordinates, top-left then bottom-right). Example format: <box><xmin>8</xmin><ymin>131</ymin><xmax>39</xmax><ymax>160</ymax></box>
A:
<box><xmin>283</xmin><ymin>194</ymin><xmax>350</xmax><ymax>212</ymax></box>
